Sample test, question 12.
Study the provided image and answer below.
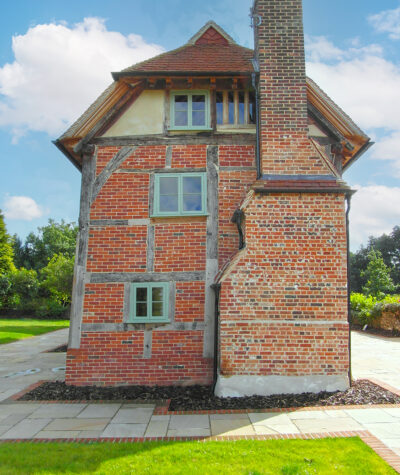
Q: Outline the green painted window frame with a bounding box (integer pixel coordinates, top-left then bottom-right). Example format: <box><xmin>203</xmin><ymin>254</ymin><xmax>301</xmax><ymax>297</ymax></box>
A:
<box><xmin>169</xmin><ymin>90</ymin><xmax>211</xmax><ymax>130</ymax></box>
<box><xmin>152</xmin><ymin>172</ymin><xmax>207</xmax><ymax>217</ymax></box>
<box><xmin>129</xmin><ymin>282</ymin><xmax>169</xmax><ymax>323</ymax></box>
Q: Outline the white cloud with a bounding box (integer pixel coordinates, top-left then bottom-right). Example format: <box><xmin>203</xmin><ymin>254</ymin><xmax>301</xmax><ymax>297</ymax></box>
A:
<box><xmin>305</xmin><ymin>36</ymin><xmax>400</xmax><ymax>175</ymax></box>
<box><xmin>0</xmin><ymin>18</ymin><xmax>164</xmax><ymax>138</ymax></box>
<box><xmin>369</xmin><ymin>7</ymin><xmax>400</xmax><ymax>40</ymax></box>
<box><xmin>350</xmin><ymin>185</ymin><xmax>400</xmax><ymax>250</ymax></box>
<box><xmin>4</xmin><ymin>196</ymin><xmax>45</xmax><ymax>221</ymax></box>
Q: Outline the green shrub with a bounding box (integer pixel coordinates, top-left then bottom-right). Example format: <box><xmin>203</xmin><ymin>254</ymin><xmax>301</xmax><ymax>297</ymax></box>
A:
<box><xmin>40</xmin><ymin>253</ymin><xmax>74</xmax><ymax>307</ymax></box>
<box><xmin>351</xmin><ymin>292</ymin><xmax>400</xmax><ymax>325</ymax></box>
<box><xmin>350</xmin><ymin>293</ymin><xmax>378</xmax><ymax>325</ymax></box>
<box><xmin>9</xmin><ymin>268</ymin><xmax>39</xmax><ymax>312</ymax></box>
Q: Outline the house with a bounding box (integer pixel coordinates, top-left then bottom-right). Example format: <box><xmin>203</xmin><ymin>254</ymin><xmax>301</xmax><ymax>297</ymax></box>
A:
<box><xmin>55</xmin><ymin>0</ymin><xmax>372</xmax><ymax>396</ymax></box>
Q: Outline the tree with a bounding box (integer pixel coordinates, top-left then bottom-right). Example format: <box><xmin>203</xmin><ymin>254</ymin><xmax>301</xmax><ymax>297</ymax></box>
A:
<box><xmin>362</xmin><ymin>249</ymin><xmax>396</xmax><ymax>299</ymax></box>
<box><xmin>41</xmin><ymin>253</ymin><xmax>74</xmax><ymax>306</ymax></box>
<box><xmin>14</xmin><ymin>219</ymin><xmax>78</xmax><ymax>271</ymax></box>
<box><xmin>0</xmin><ymin>210</ymin><xmax>15</xmax><ymax>274</ymax></box>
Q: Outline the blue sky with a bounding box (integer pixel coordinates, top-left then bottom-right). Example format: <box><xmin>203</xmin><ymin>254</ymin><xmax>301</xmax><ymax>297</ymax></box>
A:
<box><xmin>1</xmin><ymin>0</ymin><xmax>400</xmax><ymax>250</ymax></box>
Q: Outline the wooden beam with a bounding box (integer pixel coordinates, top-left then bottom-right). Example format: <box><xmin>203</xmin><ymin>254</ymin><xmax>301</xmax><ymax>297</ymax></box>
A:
<box><xmin>91</xmin><ymin>146</ymin><xmax>137</xmax><ymax>204</ymax></box>
<box><xmin>223</xmin><ymin>91</ymin><xmax>229</xmax><ymax>125</ymax></box>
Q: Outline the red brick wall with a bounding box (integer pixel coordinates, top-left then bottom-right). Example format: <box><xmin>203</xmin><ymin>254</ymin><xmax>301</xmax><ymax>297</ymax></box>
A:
<box><xmin>67</xmin><ymin>331</ymin><xmax>213</xmax><ymax>386</ymax></box>
<box><xmin>218</xmin><ymin>192</ymin><xmax>349</xmax><ymax>377</ymax></box>
<box><xmin>82</xmin><ymin>283</ymin><xmax>125</xmax><ymax>324</ymax></box>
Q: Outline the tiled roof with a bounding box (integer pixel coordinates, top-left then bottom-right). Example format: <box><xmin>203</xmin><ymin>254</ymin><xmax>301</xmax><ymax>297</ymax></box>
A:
<box><xmin>117</xmin><ymin>43</ymin><xmax>254</xmax><ymax>74</ymax></box>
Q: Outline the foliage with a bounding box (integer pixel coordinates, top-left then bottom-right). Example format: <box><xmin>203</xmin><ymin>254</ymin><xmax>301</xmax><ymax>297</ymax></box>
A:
<box><xmin>362</xmin><ymin>249</ymin><xmax>396</xmax><ymax>299</ymax></box>
<box><xmin>13</xmin><ymin>219</ymin><xmax>77</xmax><ymax>271</ymax></box>
<box><xmin>350</xmin><ymin>293</ymin><xmax>400</xmax><ymax>325</ymax></box>
<box><xmin>0</xmin><ymin>210</ymin><xmax>15</xmax><ymax>275</ymax></box>
<box><xmin>350</xmin><ymin>225</ymin><xmax>400</xmax><ymax>293</ymax></box>
<box><xmin>0</xmin><ymin>319</ymin><xmax>69</xmax><ymax>344</ymax></box>
<box><xmin>8</xmin><ymin>268</ymin><xmax>40</xmax><ymax>312</ymax></box>
<box><xmin>0</xmin><ymin>439</ymin><xmax>396</xmax><ymax>475</ymax></box>
<box><xmin>41</xmin><ymin>253</ymin><xmax>74</xmax><ymax>306</ymax></box>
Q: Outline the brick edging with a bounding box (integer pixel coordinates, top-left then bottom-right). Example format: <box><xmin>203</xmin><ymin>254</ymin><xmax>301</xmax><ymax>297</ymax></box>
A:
<box><xmin>0</xmin><ymin>431</ymin><xmax>399</xmax><ymax>472</ymax></box>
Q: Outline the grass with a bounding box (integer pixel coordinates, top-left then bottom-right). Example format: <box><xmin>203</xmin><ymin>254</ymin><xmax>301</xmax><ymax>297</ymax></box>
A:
<box><xmin>0</xmin><ymin>319</ymin><xmax>69</xmax><ymax>344</ymax></box>
<box><xmin>0</xmin><ymin>438</ymin><xmax>396</xmax><ymax>474</ymax></box>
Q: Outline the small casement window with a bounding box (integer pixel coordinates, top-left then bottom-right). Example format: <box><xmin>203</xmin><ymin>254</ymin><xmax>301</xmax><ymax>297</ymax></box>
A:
<box><xmin>153</xmin><ymin>173</ymin><xmax>207</xmax><ymax>216</ymax></box>
<box><xmin>170</xmin><ymin>91</ymin><xmax>210</xmax><ymax>130</ymax></box>
<box><xmin>216</xmin><ymin>90</ymin><xmax>256</xmax><ymax>126</ymax></box>
<box><xmin>129</xmin><ymin>282</ymin><xmax>169</xmax><ymax>323</ymax></box>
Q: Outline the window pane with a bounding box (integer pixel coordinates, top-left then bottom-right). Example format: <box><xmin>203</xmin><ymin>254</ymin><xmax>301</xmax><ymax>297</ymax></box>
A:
<box><xmin>159</xmin><ymin>195</ymin><xmax>179</xmax><ymax>212</ymax></box>
<box><xmin>183</xmin><ymin>194</ymin><xmax>202</xmax><ymax>212</ymax></box>
<box><xmin>160</xmin><ymin>176</ymin><xmax>178</xmax><ymax>195</ymax></box>
<box><xmin>192</xmin><ymin>95</ymin><xmax>205</xmax><ymax>110</ymax></box>
<box><xmin>228</xmin><ymin>92</ymin><xmax>234</xmax><ymax>124</ymax></box>
<box><xmin>136</xmin><ymin>302</ymin><xmax>147</xmax><ymax>317</ymax></box>
<box><xmin>175</xmin><ymin>110</ymin><xmax>188</xmax><ymax>126</ymax></box>
<box><xmin>249</xmin><ymin>91</ymin><xmax>256</xmax><ymax>124</ymax></box>
<box><xmin>192</xmin><ymin>110</ymin><xmax>205</xmax><ymax>126</ymax></box>
<box><xmin>136</xmin><ymin>287</ymin><xmax>147</xmax><ymax>302</ymax></box>
<box><xmin>216</xmin><ymin>92</ymin><xmax>223</xmax><ymax>125</ymax></box>
<box><xmin>238</xmin><ymin>92</ymin><xmax>245</xmax><ymax>124</ymax></box>
<box><xmin>152</xmin><ymin>302</ymin><xmax>163</xmax><ymax>317</ymax></box>
<box><xmin>183</xmin><ymin>176</ymin><xmax>202</xmax><ymax>194</ymax></box>
<box><xmin>152</xmin><ymin>287</ymin><xmax>163</xmax><ymax>302</ymax></box>
<box><xmin>175</xmin><ymin>95</ymin><xmax>188</xmax><ymax>110</ymax></box>
<box><xmin>174</xmin><ymin>96</ymin><xmax>188</xmax><ymax>126</ymax></box>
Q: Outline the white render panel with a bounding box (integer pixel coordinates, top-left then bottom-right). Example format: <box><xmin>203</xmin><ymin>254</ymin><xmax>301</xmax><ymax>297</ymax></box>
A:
<box><xmin>215</xmin><ymin>374</ymin><xmax>350</xmax><ymax>397</ymax></box>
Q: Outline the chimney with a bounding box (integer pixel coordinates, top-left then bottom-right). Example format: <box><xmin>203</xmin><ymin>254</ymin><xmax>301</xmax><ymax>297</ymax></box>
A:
<box><xmin>252</xmin><ymin>0</ymin><xmax>316</xmax><ymax>176</ymax></box>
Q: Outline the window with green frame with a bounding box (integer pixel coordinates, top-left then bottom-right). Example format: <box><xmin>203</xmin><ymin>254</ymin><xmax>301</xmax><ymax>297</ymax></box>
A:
<box><xmin>129</xmin><ymin>282</ymin><xmax>169</xmax><ymax>323</ymax></box>
<box><xmin>152</xmin><ymin>173</ymin><xmax>207</xmax><ymax>217</ymax></box>
<box><xmin>170</xmin><ymin>91</ymin><xmax>210</xmax><ymax>130</ymax></box>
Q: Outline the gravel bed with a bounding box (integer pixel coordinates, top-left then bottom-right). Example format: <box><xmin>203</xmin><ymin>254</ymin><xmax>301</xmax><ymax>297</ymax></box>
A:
<box><xmin>19</xmin><ymin>379</ymin><xmax>400</xmax><ymax>410</ymax></box>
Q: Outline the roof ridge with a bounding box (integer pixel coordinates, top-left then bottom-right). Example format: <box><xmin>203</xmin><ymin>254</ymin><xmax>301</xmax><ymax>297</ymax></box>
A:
<box><xmin>187</xmin><ymin>21</ymin><xmax>237</xmax><ymax>45</ymax></box>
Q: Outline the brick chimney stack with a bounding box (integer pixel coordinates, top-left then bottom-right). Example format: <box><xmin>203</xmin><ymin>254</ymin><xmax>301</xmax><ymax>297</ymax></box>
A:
<box><xmin>252</xmin><ymin>0</ymin><xmax>319</xmax><ymax>175</ymax></box>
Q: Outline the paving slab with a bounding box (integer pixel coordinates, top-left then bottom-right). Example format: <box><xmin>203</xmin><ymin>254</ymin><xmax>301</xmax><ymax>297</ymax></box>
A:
<box><xmin>0</xmin><ymin>404</ymin><xmax>42</xmax><ymax>417</ymax></box>
<box><xmin>101</xmin><ymin>424</ymin><xmax>147</xmax><ymax>438</ymax></box>
<box><xmin>79</xmin><ymin>430</ymin><xmax>103</xmax><ymax>438</ymax></box>
<box><xmin>167</xmin><ymin>428</ymin><xmax>211</xmax><ymax>437</ymax></box>
<box><xmin>122</xmin><ymin>403</ymin><xmax>156</xmax><ymax>409</ymax></box>
<box><xmin>363</xmin><ymin>422</ymin><xmax>400</xmax><ymax>439</ymax></box>
<box><xmin>380</xmin><ymin>438</ymin><xmax>400</xmax><ymax>449</ymax></box>
<box><xmin>0</xmin><ymin>413</ymin><xmax>30</xmax><ymax>426</ymax></box>
<box><xmin>112</xmin><ymin>408</ymin><xmax>153</xmax><ymax>424</ymax></box>
<box><xmin>45</xmin><ymin>418</ymin><xmax>110</xmax><ymax>432</ymax></box>
<box><xmin>211</xmin><ymin>419</ymin><xmax>255</xmax><ymax>436</ymax></box>
<box><xmin>34</xmin><ymin>430</ymin><xmax>81</xmax><ymax>439</ymax></box>
<box><xmin>77</xmin><ymin>404</ymin><xmax>121</xmax><ymax>419</ymax></box>
<box><xmin>323</xmin><ymin>410</ymin><xmax>349</xmax><ymax>418</ymax></box>
<box><xmin>383</xmin><ymin>408</ymin><xmax>400</xmax><ymax>418</ymax></box>
<box><xmin>169</xmin><ymin>415</ymin><xmax>209</xmax><ymax>430</ymax></box>
<box><xmin>29</xmin><ymin>404</ymin><xmax>87</xmax><ymax>419</ymax></box>
<box><xmin>288</xmin><ymin>410</ymin><xmax>327</xmax><ymax>420</ymax></box>
<box><xmin>345</xmin><ymin>408</ymin><xmax>398</xmax><ymax>424</ymax></box>
<box><xmin>293</xmin><ymin>417</ymin><xmax>364</xmax><ymax>434</ymax></box>
<box><xmin>253</xmin><ymin>425</ymin><xmax>279</xmax><ymax>435</ymax></box>
<box><xmin>150</xmin><ymin>415</ymin><xmax>170</xmax><ymax>422</ymax></box>
<box><xmin>210</xmin><ymin>413</ymin><xmax>249</xmax><ymax>420</ymax></box>
<box><xmin>249</xmin><ymin>412</ymin><xmax>292</xmax><ymax>426</ymax></box>
<box><xmin>145</xmin><ymin>420</ymin><xmax>169</xmax><ymax>437</ymax></box>
<box><xmin>0</xmin><ymin>418</ymin><xmax>51</xmax><ymax>439</ymax></box>
<box><xmin>0</xmin><ymin>425</ymin><xmax>12</xmax><ymax>437</ymax></box>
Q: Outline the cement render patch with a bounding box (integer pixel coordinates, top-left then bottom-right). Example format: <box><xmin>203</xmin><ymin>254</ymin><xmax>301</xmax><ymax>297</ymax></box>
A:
<box><xmin>0</xmin><ymin>418</ymin><xmax>51</xmax><ymax>439</ymax></box>
<box><xmin>45</xmin><ymin>418</ymin><xmax>110</xmax><ymax>432</ymax></box>
<box><xmin>101</xmin><ymin>424</ymin><xmax>147</xmax><ymax>438</ymax></box>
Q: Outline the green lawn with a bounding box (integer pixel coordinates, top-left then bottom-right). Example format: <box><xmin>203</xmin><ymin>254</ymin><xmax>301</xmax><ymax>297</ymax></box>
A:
<box><xmin>0</xmin><ymin>319</ymin><xmax>69</xmax><ymax>344</ymax></box>
<box><xmin>0</xmin><ymin>438</ymin><xmax>395</xmax><ymax>474</ymax></box>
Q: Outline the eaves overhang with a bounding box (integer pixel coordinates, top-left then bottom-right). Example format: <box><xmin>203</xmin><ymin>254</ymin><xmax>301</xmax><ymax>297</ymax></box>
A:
<box><xmin>112</xmin><ymin>70</ymin><xmax>254</xmax><ymax>80</ymax></box>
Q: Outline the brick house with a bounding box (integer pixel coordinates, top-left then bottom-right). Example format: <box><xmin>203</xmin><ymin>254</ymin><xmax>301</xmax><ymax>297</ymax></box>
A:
<box><xmin>55</xmin><ymin>0</ymin><xmax>371</xmax><ymax>396</ymax></box>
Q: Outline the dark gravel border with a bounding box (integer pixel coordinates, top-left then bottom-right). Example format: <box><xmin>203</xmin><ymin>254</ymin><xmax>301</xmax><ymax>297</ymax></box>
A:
<box><xmin>19</xmin><ymin>379</ymin><xmax>400</xmax><ymax>410</ymax></box>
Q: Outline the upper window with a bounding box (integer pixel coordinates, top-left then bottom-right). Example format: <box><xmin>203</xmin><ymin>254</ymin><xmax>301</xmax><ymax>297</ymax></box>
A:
<box><xmin>216</xmin><ymin>90</ymin><xmax>256</xmax><ymax>126</ymax></box>
<box><xmin>129</xmin><ymin>282</ymin><xmax>169</xmax><ymax>323</ymax></box>
<box><xmin>153</xmin><ymin>173</ymin><xmax>207</xmax><ymax>217</ymax></box>
<box><xmin>170</xmin><ymin>91</ymin><xmax>210</xmax><ymax>130</ymax></box>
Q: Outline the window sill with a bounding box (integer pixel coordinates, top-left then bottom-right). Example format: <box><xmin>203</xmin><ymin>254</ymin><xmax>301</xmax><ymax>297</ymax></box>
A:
<box><xmin>150</xmin><ymin>213</ymin><xmax>208</xmax><ymax>218</ymax></box>
<box><xmin>168</xmin><ymin>128</ymin><xmax>213</xmax><ymax>132</ymax></box>
<box><xmin>127</xmin><ymin>319</ymin><xmax>170</xmax><ymax>324</ymax></box>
